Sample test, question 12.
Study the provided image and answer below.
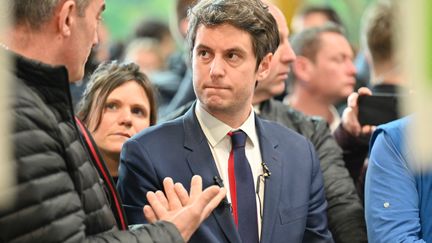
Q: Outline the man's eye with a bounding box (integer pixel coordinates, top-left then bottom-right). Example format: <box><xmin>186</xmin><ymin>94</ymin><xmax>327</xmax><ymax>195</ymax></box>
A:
<box><xmin>198</xmin><ymin>50</ymin><xmax>209</xmax><ymax>57</ymax></box>
<box><xmin>332</xmin><ymin>56</ymin><xmax>344</xmax><ymax>63</ymax></box>
<box><xmin>227</xmin><ymin>52</ymin><xmax>240</xmax><ymax>61</ymax></box>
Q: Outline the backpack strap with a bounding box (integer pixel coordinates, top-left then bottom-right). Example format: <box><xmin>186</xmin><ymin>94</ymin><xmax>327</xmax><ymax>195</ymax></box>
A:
<box><xmin>75</xmin><ymin>116</ymin><xmax>128</xmax><ymax>230</ymax></box>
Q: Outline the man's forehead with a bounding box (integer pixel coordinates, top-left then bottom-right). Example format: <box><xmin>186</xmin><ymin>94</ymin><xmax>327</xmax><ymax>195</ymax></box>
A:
<box><xmin>196</xmin><ymin>23</ymin><xmax>252</xmax><ymax>40</ymax></box>
<box><xmin>317</xmin><ymin>33</ymin><xmax>353</xmax><ymax>56</ymax></box>
<box><xmin>195</xmin><ymin>24</ymin><xmax>253</xmax><ymax>50</ymax></box>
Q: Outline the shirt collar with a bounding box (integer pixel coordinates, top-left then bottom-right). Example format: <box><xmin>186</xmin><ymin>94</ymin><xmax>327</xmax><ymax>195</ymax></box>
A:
<box><xmin>195</xmin><ymin>101</ymin><xmax>258</xmax><ymax>148</ymax></box>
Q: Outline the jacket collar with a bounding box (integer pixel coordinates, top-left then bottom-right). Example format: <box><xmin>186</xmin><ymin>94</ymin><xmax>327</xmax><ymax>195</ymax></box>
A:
<box><xmin>182</xmin><ymin>102</ymin><xmax>241</xmax><ymax>243</ymax></box>
<box><xmin>255</xmin><ymin>116</ymin><xmax>282</xmax><ymax>243</ymax></box>
<box><xmin>13</xmin><ymin>51</ymin><xmax>70</xmax><ymax>89</ymax></box>
<box><xmin>12</xmin><ymin>51</ymin><xmax>74</xmax><ymax>115</ymax></box>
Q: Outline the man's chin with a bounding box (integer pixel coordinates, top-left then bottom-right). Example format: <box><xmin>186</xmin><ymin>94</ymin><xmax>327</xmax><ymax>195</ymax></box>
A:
<box><xmin>68</xmin><ymin>71</ymin><xmax>85</xmax><ymax>84</ymax></box>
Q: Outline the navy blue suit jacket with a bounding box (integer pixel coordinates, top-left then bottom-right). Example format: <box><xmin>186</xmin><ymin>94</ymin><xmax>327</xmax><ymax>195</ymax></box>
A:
<box><xmin>117</xmin><ymin>105</ymin><xmax>333</xmax><ymax>243</ymax></box>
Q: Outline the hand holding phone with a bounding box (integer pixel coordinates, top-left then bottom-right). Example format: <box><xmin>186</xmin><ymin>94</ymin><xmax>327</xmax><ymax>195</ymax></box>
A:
<box><xmin>357</xmin><ymin>93</ymin><xmax>401</xmax><ymax>126</ymax></box>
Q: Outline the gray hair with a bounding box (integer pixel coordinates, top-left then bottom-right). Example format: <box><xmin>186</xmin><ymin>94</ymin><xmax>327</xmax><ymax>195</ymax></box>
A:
<box><xmin>291</xmin><ymin>22</ymin><xmax>345</xmax><ymax>62</ymax></box>
<box><xmin>12</xmin><ymin>0</ymin><xmax>90</xmax><ymax>29</ymax></box>
<box><xmin>186</xmin><ymin>0</ymin><xmax>279</xmax><ymax>70</ymax></box>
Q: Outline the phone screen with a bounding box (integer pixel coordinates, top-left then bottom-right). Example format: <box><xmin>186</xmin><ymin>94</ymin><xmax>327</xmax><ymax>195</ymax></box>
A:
<box><xmin>357</xmin><ymin>94</ymin><xmax>401</xmax><ymax>126</ymax></box>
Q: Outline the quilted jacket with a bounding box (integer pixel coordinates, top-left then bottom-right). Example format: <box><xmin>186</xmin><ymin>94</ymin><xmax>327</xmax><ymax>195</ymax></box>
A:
<box><xmin>0</xmin><ymin>52</ymin><xmax>183</xmax><ymax>243</ymax></box>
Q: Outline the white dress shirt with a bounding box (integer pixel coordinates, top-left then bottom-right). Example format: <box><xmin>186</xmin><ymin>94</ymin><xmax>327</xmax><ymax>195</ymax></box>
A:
<box><xmin>195</xmin><ymin>101</ymin><xmax>264</xmax><ymax>237</ymax></box>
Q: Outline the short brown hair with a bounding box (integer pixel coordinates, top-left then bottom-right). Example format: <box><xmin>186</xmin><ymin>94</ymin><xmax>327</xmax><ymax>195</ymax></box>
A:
<box><xmin>12</xmin><ymin>0</ymin><xmax>90</xmax><ymax>29</ymax></box>
<box><xmin>77</xmin><ymin>61</ymin><xmax>157</xmax><ymax>131</ymax></box>
<box><xmin>287</xmin><ymin>23</ymin><xmax>345</xmax><ymax>85</ymax></box>
<box><xmin>363</xmin><ymin>0</ymin><xmax>395</xmax><ymax>63</ymax></box>
<box><xmin>290</xmin><ymin>22</ymin><xmax>345</xmax><ymax>62</ymax></box>
<box><xmin>186</xmin><ymin>0</ymin><xmax>279</xmax><ymax>69</ymax></box>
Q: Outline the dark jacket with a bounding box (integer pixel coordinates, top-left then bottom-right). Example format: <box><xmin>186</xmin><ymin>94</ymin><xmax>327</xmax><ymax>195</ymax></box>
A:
<box><xmin>0</xmin><ymin>53</ymin><xmax>183</xmax><ymax>243</ymax></box>
<box><xmin>259</xmin><ymin>99</ymin><xmax>367</xmax><ymax>243</ymax></box>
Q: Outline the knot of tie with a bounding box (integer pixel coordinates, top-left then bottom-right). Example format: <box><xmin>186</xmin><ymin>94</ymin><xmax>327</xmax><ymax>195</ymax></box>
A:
<box><xmin>230</xmin><ymin>130</ymin><xmax>247</xmax><ymax>149</ymax></box>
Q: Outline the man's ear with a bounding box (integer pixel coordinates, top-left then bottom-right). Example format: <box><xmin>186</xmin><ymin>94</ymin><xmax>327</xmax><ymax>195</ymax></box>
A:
<box><xmin>57</xmin><ymin>0</ymin><xmax>76</xmax><ymax>37</ymax></box>
<box><xmin>293</xmin><ymin>56</ymin><xmax>312</xmax><ymax>83</ymax></box>
<box><xmin>256</xmin><ymin>53</ymin><xmax>272</xmax><ymax>81</ymax></box>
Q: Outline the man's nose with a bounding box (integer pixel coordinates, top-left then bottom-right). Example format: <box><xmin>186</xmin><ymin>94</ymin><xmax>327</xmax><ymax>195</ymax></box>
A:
<box><xmin>280</xmin><ymin>43</ymin><xmax>296</xmax><ymax>64</ymax></box>
<box><xmin>210</xmin><ymin>56</ymin><xmax>225</xmax><ymax>78</ymax></box>
<box><xmin>347</xmin><ymin>60</ymin><xmax>357</xmax><ymax>76</ymax></box>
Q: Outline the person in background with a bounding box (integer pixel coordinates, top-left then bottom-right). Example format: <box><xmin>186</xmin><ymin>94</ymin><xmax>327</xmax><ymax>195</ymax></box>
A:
<box><xmin>254</xmin><ymin>2</ymin><xmax>367</xmax><ymax>242</ymax></box>
<box><xmin>334</xmin><ymin>0</ymin><xmax>406</xmax><ymax>198</ymax></box>
<box><xmin>291</xmin><ymin>5</ymin><xmax>370</xmax><ymax>108</ymax></box>
<box><xmin>0</xmin><ymin>0</ymin><xmax>226</xmax><ymax>242</ymax></box>
<box><xmin>123</xmin><ymin>38</ymin><xmax>166</xmax><ymax>75</ymax></box>
<box><xmin>131</xmin><ymin>17</ymin><xmax>184</xmax><ymax>112</ymax></box>
<box><xmin>134</xmin><ymin>19</ymin><xmax>176</xmax><ymax>66</ymax></box>
<box><xmin>364</xmin><ymin>116</ymin><xmax>432</xmax><ymax>242</ymax></box>
<box><xmin>77</xmin><ymin>61</ymin><xmax>157</xmax><ymax>182</ymax></box>
<box><xmin>117</xmin><ymin>0</ymin><xmax>333</xmax><ymax>242</ymax></box>
<box><xmin>158</xmin><ymin>0</ymin><xmax>198</xmax><ymax>118</ymax></box>
<box><xmin>292</xmin><ymin>5</ymin><xmax>343</xmax><ymax>33</ymax></box>
<box><xmin>284</xmin><ymin>23</ymin><xmax>356</xmax><ymax>131</ymax></box>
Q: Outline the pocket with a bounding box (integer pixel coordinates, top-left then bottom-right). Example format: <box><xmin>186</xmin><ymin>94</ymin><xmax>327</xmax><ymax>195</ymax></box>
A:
<box><xmin>279</xmin><ymin>204</ymin><xmax>308</xmax><ymax>224</ymax></box>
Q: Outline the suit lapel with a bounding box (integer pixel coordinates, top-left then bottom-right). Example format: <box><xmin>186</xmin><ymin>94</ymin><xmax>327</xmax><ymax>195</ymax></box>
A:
<box><xmin>256</xmin><ymin>118</ymin><xmax>282</xmax><ymax>243</ymax></box>
<box><xmin>183</xmin><ymin>104</ymin><xmax>241</xmax><ymax>243</ymax></box>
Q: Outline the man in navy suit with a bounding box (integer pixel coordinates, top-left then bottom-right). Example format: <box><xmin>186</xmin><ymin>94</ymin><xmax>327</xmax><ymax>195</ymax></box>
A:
<box><xmin>117</xmin><ymin>0</ymin><xmax>333</xmax><ymax>242</ymax></box>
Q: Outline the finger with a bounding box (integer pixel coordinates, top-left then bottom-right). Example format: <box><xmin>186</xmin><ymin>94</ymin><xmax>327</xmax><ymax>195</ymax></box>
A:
<box><xmin>201</xmin><ymin>187</ymin><xmax>227</xmax><ymax>219</ymax></box>
<box><xmin>143</xmin><ymin>205</ymin><xmax>157</xmax><ymax>223</ymax></box>
<box><xmin>341</xmin><ymin>107</ymin><xmax>361</xmax><ymax>136</ymax></box>
<box><xmin>358</xmin><ymin>87</ymin><xmax>373</xmax><ymax>96</ymax></box>
<box><xmin>174</xmin><ymin>182</ymin><xmax>190</xmax><ymax>206</ymax></box>
<box><xmin>163</xmin><ymin>177</ymin><xmax>182</xmax><ymax>210</ymax></box>
<box><xmin>192</xmin><ymin>186</ymin><xmax>225</xmax><ymax>220</ymax></box>
<box><xmin>361</xmin><ymin>125</ymin><xmax>375</xmax><ymax>135</ymax></box>
<box><xmin>347</xmin><ymin>92</ymin><xmax>359</xmax><ymax>108</ymax></box>
<box><xmin>189</xmin><ymin>175</ymin><xmax>203</xmax><ymax>202</ymax></box>
<box><xmin>146</xmin><ymin>191</ymin><xmax>168</xmax><ymax>219</ymax></box>
<box><xmin>155</xmin><ymin>190</ymin><xmax>169</xmax><ymax>209</ymax></box>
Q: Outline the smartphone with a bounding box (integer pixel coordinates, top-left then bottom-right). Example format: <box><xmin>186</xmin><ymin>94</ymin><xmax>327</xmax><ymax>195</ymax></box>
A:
<box><xmin>357</xmin><ymin>93</ymin><xmax>401</xmax><ymax>126</ymax></box>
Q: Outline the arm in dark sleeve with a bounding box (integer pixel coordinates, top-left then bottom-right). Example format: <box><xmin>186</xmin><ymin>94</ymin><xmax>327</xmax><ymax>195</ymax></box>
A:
<box><xmin>303</xmin><ymin>140</ymin><xmax>334</xmax><ymax>243</ymax></box>
<box><xmin>1</xmin><ymin>95</ymin><xmax>183</xmax><ymax>243</ymax></box>
<box><xmin>85</xmin><ymin>221</ymin><xmax>184</xmax><ymax>243</ymax></box>
<box><xmin>333</xmin><ymin>123</ymin><xmax>369</xmax><ymax>184</ymax></box>
<box><xmin>117</xmin><ymin>139</ymin><xmax>162</xmax><ymax>225</ymax></box>
<box><xmin>311</xmin><ymin>120</ymin><xmax>367</xmax><ymax>243</ymax></box>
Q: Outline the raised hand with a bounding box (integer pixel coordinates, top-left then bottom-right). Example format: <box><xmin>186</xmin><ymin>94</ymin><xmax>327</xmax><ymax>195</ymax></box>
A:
<box><xmin>143</xmin><ymin>175</ymin><xmax>226</xmax><ymax>241</ymax></box>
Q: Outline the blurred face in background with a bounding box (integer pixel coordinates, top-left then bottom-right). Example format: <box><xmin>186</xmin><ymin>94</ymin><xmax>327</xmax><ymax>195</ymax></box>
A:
<box><xmin>255</xmin><ymin>5</ymin><xmax>296</xmax><ymax>100</ymax></box>
<box><xmin>305</xmin><ymin>32</ymin><xmax>356</xmax><ymax>103</ymax></box>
